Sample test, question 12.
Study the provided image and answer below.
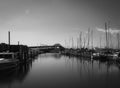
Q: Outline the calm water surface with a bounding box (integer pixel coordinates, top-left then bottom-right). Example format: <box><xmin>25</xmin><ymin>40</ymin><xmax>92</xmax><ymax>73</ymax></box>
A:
<box><xmin>0</xmin><ymin>53</ymin><xmax>120</xmax><ymax>88</ymax></box>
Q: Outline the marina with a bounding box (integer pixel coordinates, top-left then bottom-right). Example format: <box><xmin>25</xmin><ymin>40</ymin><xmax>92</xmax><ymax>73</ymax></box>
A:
<box><xmin>0</xmin><ymin>0</ymin><xmax>120</xmax><ymax>88</ymax></box>
<box><xmin>1</xmin><ymin>31</ymin><xmax>120</xmax><ymax>80</ymax></box>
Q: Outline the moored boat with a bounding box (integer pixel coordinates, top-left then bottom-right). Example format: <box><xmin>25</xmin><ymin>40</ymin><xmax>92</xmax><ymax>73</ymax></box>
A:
<box><xmin>92</xmin><ymin>51</ymin><xmax>120</xmax><ymax>61</ymax></box>
<box><xmin>0</xmin><ymin>58</ymin><xmax>19</xmax><ymax>70</ymax></box>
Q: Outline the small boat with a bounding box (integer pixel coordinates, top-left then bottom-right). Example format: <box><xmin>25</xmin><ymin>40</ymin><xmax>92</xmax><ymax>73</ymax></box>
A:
<box><xmin>0</xmin><ymin>58</ymin><xmax>19</xmax><ymax>71</ymax></box>
<box><xmin>91</xmin><ymin>52</ymin><xmax>101</xmax><ymax>59</ymax></box>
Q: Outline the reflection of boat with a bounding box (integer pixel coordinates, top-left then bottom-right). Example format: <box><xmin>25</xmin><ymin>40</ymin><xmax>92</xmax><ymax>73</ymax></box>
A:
<box><xmin>0</xmin><ymin>58</ymin><xmax>19</xmax><ymax>71</ymax></box>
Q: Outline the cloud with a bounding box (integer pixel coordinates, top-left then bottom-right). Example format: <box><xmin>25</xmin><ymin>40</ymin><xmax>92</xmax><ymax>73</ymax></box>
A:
<box><xmin>96</xmin><ymin>27</ymin><xmax>120</xmax><ymax>34</ymax></box>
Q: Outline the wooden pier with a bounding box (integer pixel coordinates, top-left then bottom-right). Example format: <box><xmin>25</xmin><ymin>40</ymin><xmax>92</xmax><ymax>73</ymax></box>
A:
<box><xmin>0</xmin><ymin>43</ymin><xmax>39</xmax><ymax>63</ymax></box>
<box><xmin>0</xmin><ymin>43</ymin><xmax>65</xmax><ymax>64</ymax></box>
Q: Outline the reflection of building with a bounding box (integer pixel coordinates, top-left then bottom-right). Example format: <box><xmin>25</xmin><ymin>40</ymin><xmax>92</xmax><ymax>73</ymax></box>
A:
<box><xmin>0</xmin><ymin>62</ymin><xmax>32</xmax><ymax>87</ymax></box>
<box><xmin>52</xmin><ymin>53</ymin><xmax>62</xmax><ymax>59</ymax></box>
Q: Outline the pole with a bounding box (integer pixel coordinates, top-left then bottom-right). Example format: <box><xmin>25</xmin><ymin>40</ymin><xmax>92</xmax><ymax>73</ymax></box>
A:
<box><xmin>105</xmin><ymin>22</ymin><xmax>108</xmax><ymax>48</ymax></box>
<box><xmin>8</xmin><ymin>31</ymin><xmax>10</xmax><ymax>52</ymax></box>
<box><xmin>100</xmin><ymin>36</ymin><xmax>101</xmax><ymax>48</ymax></box>
<box><xmin>72</xmin><ymin>37</ymin><xmax>74</xmax><ymax>49</ymax></box>
<box><xmin>80</xmin><ymin>32</ymin><xmax>82</xmax><ymax>49</ymax></box>
<box><xmin>91</xmin><ymin>29</ymin><xmax>93</xmax><ymax>49</ymax></box>
<box><xmin>117</xmin><ymin>33</ymin><xmax>119</xmax><ymax>49</ymax></box>
<box><xmin>87</xmin><ymin>28</ymin><xmax>90</xmax><ymax>49</ymax></box>
<box><xmin>18</xmin><ymin>41</ymin><xmax>20</xmax><ymax>45</ymax></box>
<box><xmin>8</xmin><ymin>31</ymin><xmax>10</xmax><ymax>46</ymax></box>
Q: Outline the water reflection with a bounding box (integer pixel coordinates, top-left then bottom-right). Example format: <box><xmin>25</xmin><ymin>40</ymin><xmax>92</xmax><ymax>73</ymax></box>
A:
<box><xmin>0</xmin><ymin>61</ymin><xmax>32</xmax><ymax>88</ymax></box>
<box><xmin>0</xmin><ymin>53</ymin><xmax>120</xmax><ymax>88</ymax></box>
<box><xmin>39</xmin><ymin>53</ymin><xmax>62</xmax><ymax>59</ymax></box>
<box><xmin>30</xmin><ymin>53</ymin><xmax>120</xmax><ymax>88</ymax></box>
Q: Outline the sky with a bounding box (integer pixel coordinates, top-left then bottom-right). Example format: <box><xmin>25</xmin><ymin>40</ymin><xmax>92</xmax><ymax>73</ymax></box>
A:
<box><xmin>0</xmin><ymin>0</ymin><xmax>120</xmax><ymax>48</ymax></box>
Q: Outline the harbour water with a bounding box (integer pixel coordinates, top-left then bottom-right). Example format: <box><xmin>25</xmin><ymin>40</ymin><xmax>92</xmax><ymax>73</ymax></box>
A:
<box><xmin>0</xmin><ymin>53</ymin><xmax>120</xmax><ymax>88</ymax></box>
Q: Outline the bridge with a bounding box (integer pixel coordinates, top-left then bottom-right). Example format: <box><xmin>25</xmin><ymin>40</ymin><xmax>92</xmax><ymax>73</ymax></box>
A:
<box><xmin>0</xmin><ymin>31</ymin><xmax>65</xmax><ymax>63</ymax></box>
<box><xmin>29</xmin><ymin>43</ymin><xmax>65</xmax><ymax>54</ymax></box>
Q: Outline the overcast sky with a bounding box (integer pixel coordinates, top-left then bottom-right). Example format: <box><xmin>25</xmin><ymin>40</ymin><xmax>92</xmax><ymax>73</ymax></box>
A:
<box><xmin>0</xmin><ymin>0</ymin><xmax>120</xmax><ymax>47</ymax></box>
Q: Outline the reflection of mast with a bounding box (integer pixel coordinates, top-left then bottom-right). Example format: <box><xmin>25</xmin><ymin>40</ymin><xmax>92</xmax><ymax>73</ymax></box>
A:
<box><xmin>8</xmin><ymin>82</ymin><xmax>12</xmax><ymax>88</ymax></box>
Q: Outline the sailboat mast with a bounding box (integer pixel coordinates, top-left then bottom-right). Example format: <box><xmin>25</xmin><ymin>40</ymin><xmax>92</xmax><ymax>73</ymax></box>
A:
<box><xmin>117</xmin><ymin>33</ymin><xmax>120</xmax><ymax>49</ymax></box>
<box><xmin>79</xmin><ymin>32</ymin><xmax>82</xmax><ymax>49</ymax></box>
<box><xmin>83</xmin><ymin>36</ymin><xmax>86</xmax><ymax>48</ymax></box>
<box><xmin>100</xmin><ymin>36</ymin><xmax>101</xmax><ymax>48</ymax></box>
<box><xmin>105</xmin><ymin>22</ymin><xmax>108</xmax><ymax>48</ymax></box>
<box><xmin>91</xmin><ymin>29</ymin><xmax>93</xmax><ymax>49</ymax></box>
<box><xmin>72</xmin><ymin>37</ymin><xmax>74</xmax><ymax>49</ymax></box>
<box><xmin>8</xmin><ymin>31</ymin><xmax>10</xmax><ymax>52</ymax></box>
<box><xmin>87</xmin><ymin>28</ymin><xmax>90</xmax><ymax>49</ymax></box>
<box><xmin>8</xmin><ymin>31</ymin><xmax>10</xmax><ymax>46</ymax></box>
